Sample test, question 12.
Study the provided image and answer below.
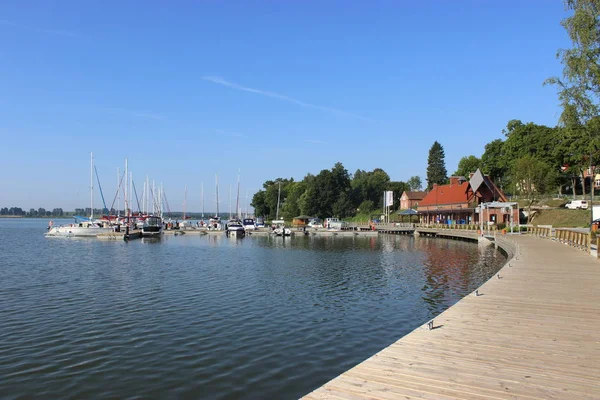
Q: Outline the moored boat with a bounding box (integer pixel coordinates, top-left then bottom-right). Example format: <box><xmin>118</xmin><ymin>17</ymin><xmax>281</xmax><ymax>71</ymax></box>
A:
<box><xmin>226</xmin><ymin>219</ymin><xmax>245</xmax><ymax>237</ymax></box>
<box><xmin>243</xmin><ymin>218</ymin><xmax>256</xmax><ymax>231</ymax></box>
<box><xmin>142</xmin><ymin>216</ymin><xmax>163</xmax><ymax>237</ymax></box>
<box><xmin>46</xmin><ymin>217</ymin><xmax>113</xmax><ymax>237</ymax></box>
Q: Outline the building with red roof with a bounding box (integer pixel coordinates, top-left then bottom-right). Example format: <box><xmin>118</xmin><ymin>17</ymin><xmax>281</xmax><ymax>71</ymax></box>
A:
<box><xmin>399</xmin><ymin>191</ymin><xmax>426</xmax><ymax>210</ymax></box>
<box><xmin>418</xmin><ymin>169</ymin><xmax>519</xmax><ymax>226</ymax></box>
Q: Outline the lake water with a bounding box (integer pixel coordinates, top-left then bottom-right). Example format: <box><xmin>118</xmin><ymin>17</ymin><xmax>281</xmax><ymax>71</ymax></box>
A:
<box><xmin>0</xmin><ymin>219</ymin><xmax>506</xmax><ymax>399</ymax></box>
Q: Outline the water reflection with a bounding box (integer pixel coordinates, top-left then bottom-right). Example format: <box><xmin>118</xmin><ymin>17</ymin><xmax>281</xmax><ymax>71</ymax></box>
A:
<box><xmin>0</xmin><ymin>220</ymin><xmax>506</xmax><ymax>400</ymax></box>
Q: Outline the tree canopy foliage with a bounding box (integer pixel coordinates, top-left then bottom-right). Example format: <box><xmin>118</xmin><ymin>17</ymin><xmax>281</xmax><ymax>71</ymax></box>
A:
<box><xmin>251</xmin><ymin>163</ymin><xmax>408</xmax><ymax>220</ymax></box>
<box><xmin>454</xmin><ymin>156</ymin><xmax>482</xmax><ymax>178</ymax></box>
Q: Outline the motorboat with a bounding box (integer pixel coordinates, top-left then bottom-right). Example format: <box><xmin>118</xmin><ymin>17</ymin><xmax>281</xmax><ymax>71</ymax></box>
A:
<box><xmin>142</xmin><ymin>216</ymin><xmax>163</xmax><ymax>237</ymax></box>
<box><xmin>242</xmin><ymin>218</ymin><xmax>256</xmax><ymax>231</ymax></box>
<box><xmin>272</xmin><ymin>220</ymin><xmax>291</xmax><ymax>236</ymax></box>
<box><xmin>226</xmin><ymin>219</ymin><xmax>245</xmax><ymax>237</ymax></box>
<box><xmin>208</xmin><ymin>216</ymin><xmax>223</xmax><ymax>231</ymax></box>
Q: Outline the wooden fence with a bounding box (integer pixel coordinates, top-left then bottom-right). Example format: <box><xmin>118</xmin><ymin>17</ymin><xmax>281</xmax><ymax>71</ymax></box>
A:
<box><xmin>555</xmin><ymin>229</ymin><xmax>590</xmax><ymax>251</ymax></box>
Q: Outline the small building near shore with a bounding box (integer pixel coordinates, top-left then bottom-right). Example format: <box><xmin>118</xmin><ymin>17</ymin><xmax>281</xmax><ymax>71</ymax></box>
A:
<box><xmin>292</xmin><ymin>215</ymin><xmax>312</xmax><ymax>227</ymax></box>
<box><xmin>417</xmin><ymin>169</ymin><xmax>519</xmax><ymax>226</ymax></box>
<box><xmin>399</xmin><ymin>191</ymin><xmax>426</xmax><ymax>210</ymax></box>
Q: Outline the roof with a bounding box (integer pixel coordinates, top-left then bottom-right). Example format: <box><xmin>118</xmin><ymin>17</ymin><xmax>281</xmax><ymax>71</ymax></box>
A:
<box><xmin>419</xmin><ymin>182</ymin><xmax>471</xmax><ymax>206</ymax></box>
<box><xmin>469</xmin><ymin>169</ymin><xmax>487</xmax><ymax>193</ymax></box>
<box><xmin>398</xmin><ymin>208</ymin><xmax>419</xmax><ymax>215</ymax></box>
<box><xmin>402</xmin><ymin>191</ymin><xmax>426</xmax><ymax>200</ymax></box>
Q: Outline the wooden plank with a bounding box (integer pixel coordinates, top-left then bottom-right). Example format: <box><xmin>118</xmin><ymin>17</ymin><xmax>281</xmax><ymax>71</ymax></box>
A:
<box><xmin>302</xmin><ymin>235</ymin><xmax>600</xmax><ymax>399</ymax></box>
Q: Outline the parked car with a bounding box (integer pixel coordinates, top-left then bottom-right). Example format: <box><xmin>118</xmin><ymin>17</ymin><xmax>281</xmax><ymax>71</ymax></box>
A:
<box><xmin>565</xmin><ymin>200</ymin><xmax>588</xmax><ymax>209</ymax></box>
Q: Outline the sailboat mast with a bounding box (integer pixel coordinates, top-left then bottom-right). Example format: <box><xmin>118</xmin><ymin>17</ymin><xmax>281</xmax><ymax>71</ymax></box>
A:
<box><xmin>90</xmin><ymin>152</ymin><xmax>94</xmax><ymax>220</ymax></box>
<box><xmin>276</xmin><ymin>181</ymin><xmax>281</xmax><ymax>220</ymax></box>
<box><xmin>236</xmin><ymin>172</ymin><xmax>240</xmax><ymax>218</ymax></box>
<box><xmin>183</xmin><ymin>184</ymin><xmax>187</xmax><ymax>220</ymax></box>
<box><xmin>229</xmin><ymin>184</ymin><xmax>232</xmax><ymax>219</ymax></box>
<box><xmin>215</xmin><ymin>174</ymin><xmax>220</xmax><ymax>217</ymax></box>
<box><xmin>117</xmin><ymin>168</ymin><xmax>120</xmax><ymax>217</ymax></box>
<box><xmin>201</xmin><ymin>182</ymin><xmax>204</xmax><ymax>219</ymax></box>
<box><xmin>125</xmin><ymin>158</ymin><xmax>128</xmax><ymax>217</ymax></box>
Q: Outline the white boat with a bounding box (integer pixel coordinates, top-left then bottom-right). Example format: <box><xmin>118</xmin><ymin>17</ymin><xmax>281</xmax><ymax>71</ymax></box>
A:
<box><xmin>272</xmin><ymin>220</ymin><xmax>291</xmax><ymax>236</ymax></box>
<box><xmin>47</xmin><ymin>217</ymin><xmax>113</xmax><ymax>237</ymax></box>
<box><xmin>46</xmin><ymin>153</ymin><xmax>113</xmax><ymax>237</ymax></box>
<box><xmin>243</xmin><ymin>218</ymin><xmax>256</xmax><ymax>231</ymax></box>
<box><xmin>142</xmin><ymin>215</ymin><xmax>163</xmax><ymax>237</ymax></box>
<box><xmin>226</xmin><ymin>219</ymin><xmax>245</xmax><ymax>237</ymax></box>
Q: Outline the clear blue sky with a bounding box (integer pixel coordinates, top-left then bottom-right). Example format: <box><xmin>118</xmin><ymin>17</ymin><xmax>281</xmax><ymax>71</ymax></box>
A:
<box><xmin>0</xmin><ymin>1</ymin><xmax>571</xmax><ymax>211</ymax></box>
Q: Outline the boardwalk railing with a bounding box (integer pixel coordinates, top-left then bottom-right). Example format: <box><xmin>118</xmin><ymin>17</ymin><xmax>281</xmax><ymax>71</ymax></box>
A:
<box><xmin>555</xmin><ymin>228</ymin><xmax>590</xmax><ymax>251</ymax></box>
<box><xmin>526</xmin><ymin>226</ymin><xmax>552</xmax><ymax>238</ymax></box>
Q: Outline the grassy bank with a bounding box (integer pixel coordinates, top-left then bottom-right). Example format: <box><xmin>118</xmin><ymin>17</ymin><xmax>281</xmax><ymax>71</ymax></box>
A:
<box><xmin>530</xmin><ymin>209</ymin><xmax>590</xmax><ymax>227</ymax></box>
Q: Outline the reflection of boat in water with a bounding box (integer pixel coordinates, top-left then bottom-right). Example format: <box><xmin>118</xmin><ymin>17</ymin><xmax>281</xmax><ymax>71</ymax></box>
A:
<box><xmin>142</xmin><ymin>216</ymin><xmax>163</xmax><ymax>237</ymax></box>
<box><xmin>46</xmin><ymin>217</ymin><xmax>113</xmax><ymax>237</ymax></box>
<box><xmin>226</xmin><ymin>219</ymin><xmax>245</xmax><ymax>237</ymax></box>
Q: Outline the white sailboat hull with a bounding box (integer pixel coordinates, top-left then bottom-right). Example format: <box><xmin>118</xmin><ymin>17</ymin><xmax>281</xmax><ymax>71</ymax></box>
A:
<box><xmin>46</xmin><ymin>226</ymin><xmax>113</xmax><ymax>237</ymax></box>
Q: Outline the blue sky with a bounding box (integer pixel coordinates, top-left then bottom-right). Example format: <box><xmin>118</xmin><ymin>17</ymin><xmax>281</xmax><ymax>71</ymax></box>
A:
<box><xmin>0</xmin><ymin>1</ymin><xmax>571</xmax><ymax>211</ymax></box>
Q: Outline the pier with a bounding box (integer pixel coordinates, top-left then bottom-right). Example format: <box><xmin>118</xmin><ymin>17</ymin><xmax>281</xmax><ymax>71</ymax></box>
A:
<box><xmin>303</xmin><ymin>232</ymin><xmax>600</xmax><ymax>399</ymax></box>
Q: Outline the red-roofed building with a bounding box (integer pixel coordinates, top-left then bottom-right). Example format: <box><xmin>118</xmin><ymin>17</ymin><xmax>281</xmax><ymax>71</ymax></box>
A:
<box><xmin>418</xmin><ymin>170</ymin><xmax>519</xmax><ymax>226</ymax></box>
<box><xmin>399</xmin><ymin>191</ymin><xmax>426</xmax><ymax>210</ymax></box>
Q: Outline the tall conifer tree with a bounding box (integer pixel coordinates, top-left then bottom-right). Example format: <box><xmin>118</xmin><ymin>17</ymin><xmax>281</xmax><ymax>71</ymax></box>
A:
<box><xmin>426</xmin><ymin>141</ymin><xmax>448</xmax><ymax>190</ymax></box>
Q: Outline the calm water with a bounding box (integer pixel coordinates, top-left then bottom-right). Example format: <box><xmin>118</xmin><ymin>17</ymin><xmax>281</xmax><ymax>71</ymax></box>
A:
<box><xmin>0</xmin><ymin>219</ymin><xmax>506</xmax><ymax>399</ymax></box>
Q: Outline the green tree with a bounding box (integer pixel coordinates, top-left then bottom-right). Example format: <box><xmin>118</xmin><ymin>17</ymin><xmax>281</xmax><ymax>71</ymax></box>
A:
<box><xmin>351</xmin><ymin>168</ymin><xmax>390</xmax><ymax>210</ymax></box>
<box><xmin>281</xmin><ymin>181</ymin><xmax>306</xmax><ymax>220</ymax></box>
<box><xmin>454</xmin><ymin>155</ymin><xmax>482</xmax><ymax>177</ymax></box>
<box><xmin>481</xmin><ymin>139</ymin><xmax>508</xmax><ymax>188</ymax></box>
<box><xmin>513</xmin><ymin>156</ymin><xmax>556</xmax><ymax>223</ymax></box>
<box><xmin>251</xmin><ymin>190</ymin><xmax>268</xmax><ymax>219</ymax></box>
<box><xmin>426</xmin><ymin>141</ymin><xmax>448</xmax><ymax>190</ymax></box>
<box><xmin>546</xmin><ymin>0</ymin><xmax>600</xmax><ymax>202</ymax></box>
<box><xmin>407</xmin><ymin>176</ymin><xmax>422</xmax><ymax>191</ymax></box>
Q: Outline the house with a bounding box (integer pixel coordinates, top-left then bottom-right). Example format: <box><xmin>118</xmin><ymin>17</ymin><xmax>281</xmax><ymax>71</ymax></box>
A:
<box><xmin>417</xmin><ymin>169</ymin><xmax>519</xmax><ymax>226</ymax></box>
<box><xmin>582</xmin><ymin>167</ymin><xmax>600</xmax><ymax>189</ymax></box>
<box><xmin>399</xmin><ymin>191</ymin><xmax>426</xmax><ymax>210</ymax></box>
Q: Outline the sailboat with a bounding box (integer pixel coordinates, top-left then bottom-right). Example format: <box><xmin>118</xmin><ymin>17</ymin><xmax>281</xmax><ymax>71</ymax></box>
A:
<box><xmin>46</xmin><ymin>153</ymin><xmax>113</xmax><ymax>237</ymax></box>
<box><xmin>226</xmin><ymin>172</ymin><xmax>245</xmax><ymax>237</ymax></box>
<box><xmin>208</xmin><ymin>174</ymin><xmax>223</xmax><ymax>231</ymax></box>
<box><xmin>272</xmin><ymin>181</ymin><xmax>291</xmax><ymax>236</ymax></box>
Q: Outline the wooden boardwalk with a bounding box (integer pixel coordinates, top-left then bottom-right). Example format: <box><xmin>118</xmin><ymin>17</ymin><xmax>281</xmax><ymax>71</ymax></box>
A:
<box><xmin>303</xmin><ymin>234</ymin><xmax>600</xmax><ymax>399</ymax></box>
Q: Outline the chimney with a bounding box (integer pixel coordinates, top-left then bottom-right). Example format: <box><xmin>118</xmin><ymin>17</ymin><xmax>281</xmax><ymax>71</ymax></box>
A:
<box><xmin>449</xmin><ymin>176</ymin><xmax>460</xmax><ymax>185</ymax></box>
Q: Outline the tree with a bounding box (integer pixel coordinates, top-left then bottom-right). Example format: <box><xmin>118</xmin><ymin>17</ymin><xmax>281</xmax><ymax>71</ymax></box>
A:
<box><xmin>351</xmin><ymin>168</ymin><xmax>390</xmax><ymax>211</ymax></box>
<box><xmin>513</xmin><ymin>156</ymin><xmax>556</xmax><ymax>223</ymax></box>
<box><xmin>454</xmin><ymin>155</ymin><xmax>482</xmax><ymax>178</ymax></box>
<box><xmin>481</xmin><ymin>139</ymin><xmax>508</xmax><ymax>188</ymax></box>
<box><xmin>407</xmin><ymin>176</ymin><xmax>422</xmax><ymax>191</ymax></box>
<box><xmin>251</xmin><ymin>191</ymin><xmax>268</xmax><ymax>218</ymax></box>
<box><xmin>546</xmin><ymin>0</ymin><xmax>600</xmax><ymax>205</ymax></box>
<box><xmin>426</xmin><ymin>141</ymin><xmax>448</xmax><ymax>190</ymax></box>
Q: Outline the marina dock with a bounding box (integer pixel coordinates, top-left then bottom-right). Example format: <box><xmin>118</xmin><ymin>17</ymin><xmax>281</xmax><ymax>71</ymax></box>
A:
<box><xmin>303</xmin><ymin>233</ymin><xmax>600</xmax><ymax>399</ymax></box>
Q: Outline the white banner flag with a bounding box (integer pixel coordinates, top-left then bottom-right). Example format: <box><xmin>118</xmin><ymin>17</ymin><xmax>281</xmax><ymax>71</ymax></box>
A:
<box><xmin>385</xmin><ymin>191</ymin><xmax>394</xmax><ymax>207</ymax></box>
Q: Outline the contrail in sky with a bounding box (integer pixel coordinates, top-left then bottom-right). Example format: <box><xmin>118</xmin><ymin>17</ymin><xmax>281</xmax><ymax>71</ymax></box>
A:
<box><xmin>202</xmin><ymin>76</ymin><xmax>369</xmax><ymax>120</ymax></box>
<box><xmin>0</xmin><ymin>19</ymin><xmax>78</xmax><ymax>37</ymax></box>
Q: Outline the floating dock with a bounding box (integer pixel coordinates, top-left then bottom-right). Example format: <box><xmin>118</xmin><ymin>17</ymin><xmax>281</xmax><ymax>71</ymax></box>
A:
<box><xmin>304</xmin><ymin>232</ymin><xmax>600</xmax><ymax>399</ymax></box>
